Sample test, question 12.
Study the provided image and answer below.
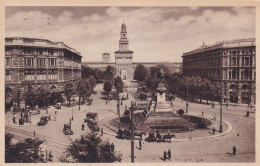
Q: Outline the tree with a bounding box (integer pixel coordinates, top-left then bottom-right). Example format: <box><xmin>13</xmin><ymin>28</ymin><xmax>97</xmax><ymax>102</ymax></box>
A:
<box><xmin>77</xmin><ymin>79</ymin><xmax>91</xmax><ymax>110</ymax></box>
<box><xmin>114</xmin><ymin>76</ymin><xmax>124</xmax><ymax>93</ymax></box>
<box><xmin>24</xmin><ymin>82</ymin><xmax>37</xmax><ymax>108</ymax></box>
<box><xmin>114</xmin><ymin>76</ymin><xmax>124</xmax><ymax>119</ymax></box>
<box><xmin>103</xmin><ymin>65</ymin><xmax>116</xmax><ymax>79</ymax></box>
<box><xmin>134</xmin><ymin>64</ymin><xmax>147</xmax><ymax>82</ymax></box>
<box><xmin>64</xmin><ymin>82</ymin><xmax>74</xmax><ymax>107</ymax></box>
<box><xmin>103</xmin><ymin>80</ymin><xmax>113</xmax><ymax>98</ymax></box>
<box><xmin>60</xmin><ymin>133</ymin><xmax>121</xmax><ymax>163</ymax></box>
<box><xmin>12</xmin><ymin>84</ymin><xmax>23</xmax><ymax>108</ymax></box>
<box><xmin>89</xmin><ymin>76</ymin><xmax>97</xmax><ymax>93</ymax></box>
<box><xmin>82</xmin><ymin>66</ymin><xmax>95</xmax><ymax>79</ymax></box>
<box><xmin>36</xmin><ymin>84</ymin><xmax>51</xmax><ymax>108</ymax></box>
<box><xmin>5</xmin><ymin>133</ymin><xmax>44</xmax><ymax>163</ymax></box>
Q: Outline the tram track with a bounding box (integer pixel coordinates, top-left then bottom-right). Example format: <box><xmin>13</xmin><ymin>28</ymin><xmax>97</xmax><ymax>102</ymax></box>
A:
<box><xmin>5</xmin><ymin>126</ymin><xmax>68</xmax><ymax>155</ymax></box>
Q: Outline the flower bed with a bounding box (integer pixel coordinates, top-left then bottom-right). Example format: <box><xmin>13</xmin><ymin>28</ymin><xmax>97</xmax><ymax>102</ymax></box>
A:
<box><xmin>183</xmin><ymin>115</ymin><xmax>211</xmax><ymax>129</ymax></box>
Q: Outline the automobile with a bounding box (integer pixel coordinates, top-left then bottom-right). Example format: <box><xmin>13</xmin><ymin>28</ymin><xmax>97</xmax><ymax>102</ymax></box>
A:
<box><xmin>87</xmin><ymin>119</ymin><xmax>100</xmax><ymax>132</ymax></box>
<box><xmin>93</xmin><ymin>91</ymin><xmax>97</xmax><ymax>94</ymax></box>
<box><xmin>63</xmin><ymin>124</ymin><xmax>73</xmax><ymax>135</ymax></box>
<box><xmin>84</xmin><ymin>112</ymin><xmax>98</xmax><ymax>122</ymax></box>
<box><xmin>37</xmin><ymin>116</ymin><xmax>49</xmax><ymax>126</ymax></box>
<box><xmin>56</xmin><ymin>103</ymin><xmax>61</xmax><ymax>109</ymax></box>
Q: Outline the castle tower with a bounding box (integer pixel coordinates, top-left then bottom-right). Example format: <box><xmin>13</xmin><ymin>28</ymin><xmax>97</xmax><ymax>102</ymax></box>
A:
<box><xmin>114</xmin><ymin>23</ymin><xmax>134</xmax><ymax>80</ymax></box>
<box><xmin>102</xmin><ymin>52</ymin><xmax>110</xmax><ymax>62</ymax></box>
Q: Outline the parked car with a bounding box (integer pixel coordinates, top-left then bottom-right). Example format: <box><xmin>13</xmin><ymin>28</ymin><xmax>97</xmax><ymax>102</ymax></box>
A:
<box><xmin>63</xmin><ymin>124</ymin><xmax>73</xmax><ymax>135</ymax></box>
<box><xmin>37</xmin><ymin>116</ymin><xmax>49</xmax><ymax>126</ymax></box>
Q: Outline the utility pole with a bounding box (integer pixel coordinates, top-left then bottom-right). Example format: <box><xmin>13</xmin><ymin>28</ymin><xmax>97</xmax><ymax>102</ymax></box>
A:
<box><xmin>219</xmin><ymin>85</ymin><xmax>223</xmax><ymax>133</ymax></box>
<box><xmin>186</xmin><ymin>85</ymin><xmax>189</xmax><ymax>113</ymax></box>
<box><xmin>130</xmin><ymin>102</ymin><xmax>134</xmax><ymax>163</ymax></box>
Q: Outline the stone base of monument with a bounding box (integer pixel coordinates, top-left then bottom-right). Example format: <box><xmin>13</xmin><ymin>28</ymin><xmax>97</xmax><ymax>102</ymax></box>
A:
<box><xmin>155</xmin><ymin>101</ymin><xmax>172</xmax><ymax>112</ymax></box>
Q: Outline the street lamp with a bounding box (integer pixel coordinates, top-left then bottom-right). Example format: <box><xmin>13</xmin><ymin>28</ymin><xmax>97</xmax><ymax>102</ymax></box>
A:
<box><xmin>72</xmin><ymin>108</ymin><xmax>74</xmax><ymax>121</ymax></box>
<box><xmin>186</xmin><ymin>85</ymin><xmax>189</xmax><ymax>113</ymax></box>
<box><xmin>219</xmin><ymin>87</ymin><xmax>223</xmax><ymax>133</ymax></box>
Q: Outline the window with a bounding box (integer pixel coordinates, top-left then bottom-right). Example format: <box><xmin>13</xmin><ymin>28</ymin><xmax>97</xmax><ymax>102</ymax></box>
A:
<box><xmin>37</xmin><ymin>58</ymin><xmax>45</xmax><ymax>66</ymax></box>
<box><xmin>25</xmin><ymin>58</ymin><xmax>34</xmax><ymax>66</ymax></box>
<box><xmin>5</xmin><ymin>71</ymin><xmax>12</xmax><ymax>81</ymax></box>
<box><xmin>37</xmin><ymin>70</ymin><xmax>46</xmax><ymax>80</ymax></box>
<box><xmin>232</xmin><ymin>70</ymin><xmax>237</xmax><ymax>79</ymax></box>
<box><xmin>24</xmin><ymin>70</ymin><xmax>35</xmax><ymax>81</ymax></box>
<box><xmin>5</xmin><ymin>57</ymin><xmax>12</xmax><ymax>66</ymax></box>
<box><xmin>49</xmin><ymin>70</ymin><xmax>58</xmax><ymax>80</ymax></box>
<box><xmin>244</xmin><ymin>57</ymin><xmax>249</xmax><ymax>66</ymax></box>
<box><xmin>48</xmin><ymin>58</ymin><xmax>56</xmax><ymax>66</ymax></box>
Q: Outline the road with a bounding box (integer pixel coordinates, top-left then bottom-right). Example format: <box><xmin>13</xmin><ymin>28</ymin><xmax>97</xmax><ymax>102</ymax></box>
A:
<box><xmin>5</xmin><ymin>83</ymin><xmax>255</xmax><ymax>163</ymax></box>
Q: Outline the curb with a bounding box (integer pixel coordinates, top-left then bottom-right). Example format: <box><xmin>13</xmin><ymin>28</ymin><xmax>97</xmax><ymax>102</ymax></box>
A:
<box><xmin>99</xmin><ymin>113</ymin><xmax>233</xmax><ymax>142</ymax></box>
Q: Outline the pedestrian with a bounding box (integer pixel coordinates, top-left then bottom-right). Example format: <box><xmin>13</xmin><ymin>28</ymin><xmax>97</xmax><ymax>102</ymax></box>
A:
<box><xmin>139</xmin><ymin>139</ymin><xmax>142</xmax><ymax>150</ymax></box>
<box><xmin>55</xmin><ymin>110</ymin><xmax>57</xmax><ymax>115</ymax></box>
<box><xmin>171</xmin><ymin>101</ymin><xmax>173</xmax><ymax>106</ymax></box>
<box><xmin>69</xmin><ymin>118</ymin><xmax>72</xmax><ymax>124</ymax></box>
<box><xmin>233</xmin><ymin>146</ymin><xmax>236</xmax><ymax>155</ymax></box>
<box><xmin>246</xmin><ymin>111</ymin><xmax>249</xmax><ymax>117</ymax></box>
<box><xmin>163</xmin><ymin>150</ymin><xmax>167</xmax><ymax>161</ymax></box>
<box><xmin>14</xmin><ymin>113</ymin><xmax>17</xmax><ymax>124</ymax></box>
<box><xmin>101</xmin><ymin>128</ymin><xmax>103</xmax><ymax>136</ymax></box>
<box><xmin>81</xmin><ymin>123</ymin><xmax>85</xmax><ymax>131</ymax></box>
<box><xmin>202</xmin><ymin>111</ymin><xmax>204</xmax><ymax>116</ymax></box>
<box><xmin>54</xmin><ymin>115</ymin><xmax>56</xmax><ymax>121</ymax></box>
<box><xmin>111</xmin><ymin>143</ymin><xmax>114</xmax><ymax>152</ymax></box>
<box><xmin>212</xmin><ymin>127</ymin><xmax>216</xmax><ymax>135</ymax></box>
<box><xmin>49</xmin><ymin>151</ymin><xmax>53</xmax><ymax>161</ymax></box>
<box><xmin>168</xmin><ymin>149</ymin><xmax>171</xmax><ymax>160</ymax></box>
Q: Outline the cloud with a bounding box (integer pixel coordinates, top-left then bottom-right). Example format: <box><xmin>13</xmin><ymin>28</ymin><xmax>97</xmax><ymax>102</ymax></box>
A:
<box><xmin>5</xmin><ymin>7</ymin><xmax>255</xmax><ymax>62</ymax></box>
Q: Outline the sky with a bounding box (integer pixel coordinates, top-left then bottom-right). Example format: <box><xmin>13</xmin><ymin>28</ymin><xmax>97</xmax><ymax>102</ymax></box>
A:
<box><xmin>5</xmin><ymin>6</ymin><xmax>255</xmax><ymax>62</ymax></box>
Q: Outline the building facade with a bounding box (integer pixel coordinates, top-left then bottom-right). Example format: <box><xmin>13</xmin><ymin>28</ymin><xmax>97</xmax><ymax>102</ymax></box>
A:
<box><xmin>182</xmin><ymin>38</ymin><xmax>256</xmax><ymax>104</ymax></box>
<box><xmin>5</xmin><ymin>37</ymin><xmax>82</xmax><ymax>92</ymax></box>
<box><xmin>114</xmin><ymin>23</ymin><xmax>134</xmax><ymax>80</ymax></box>
<box><xmin>83</xmin><ymin>23</ymin><xmax>182</xmax><ymax>78</ymax></box>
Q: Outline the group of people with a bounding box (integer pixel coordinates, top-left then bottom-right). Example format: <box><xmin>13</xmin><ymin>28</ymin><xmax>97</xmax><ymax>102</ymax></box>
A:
<box><xmin>163</xmin><ymin>149</ymin><xmax>171</xmax><ymax>161</ymax></box>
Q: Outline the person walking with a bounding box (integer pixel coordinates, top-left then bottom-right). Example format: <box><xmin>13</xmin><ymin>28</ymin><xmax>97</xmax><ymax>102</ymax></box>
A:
<box><xmin>212</xmin><ymin>127</ymin><xmax>216</xmax><ymax>135</ymax></box>
<box><xmin>168</xmin><ymin>149</ymin><xmax>171</xmax><ymax>160</ymax></box>
<box><xmin>246</xmin><ymin>111</ymin><xmax>249</xmax><ymax>117</ymax></box>
<box><xmin>111</xmin><ymin>143</ymin><xmax>114</xmax><ymax>152</ymax></box>
<box><xmin>202</xmin><ymin>111</ymin><xmax>204</xmax><ymax>116</ymax></box>
<box><xmin>139</xmin><ymin>139</ymin><xmax>142</xmax><ymax>150</ymax></box>
<box><xmin>233</xmin><ymin>146</ymin><xmax>236</xmax><ymax>155</ymax></box>
<box><xmin>101</xmin><ymin>128</ymin><xmax>103</xmax><ymax>136</ymax></box>
<box><xmin>81</xmin><ymin>123</ymin><xmax>85</xmax><ymax>131</ymax></box>
<box><xmin>163</xmin><ymin>150</ymin><xmax>167</xmax><ymax>161</ymax></box>
<box><xmin>49</xmin><ymin>151</ymin><xmax>53</xmax><ymax>161</ymax></box>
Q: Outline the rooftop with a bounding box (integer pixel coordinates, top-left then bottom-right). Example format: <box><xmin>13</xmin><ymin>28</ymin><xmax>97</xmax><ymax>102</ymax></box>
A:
<box><xmin>5</xmin><ymin>37</ymin><xmax>82</xmax><ymax>57</ymax></box>
<box><xmin>183</xmin><ymin>38</ymin><xmax>255</xmax><ymax>57</ymax></box>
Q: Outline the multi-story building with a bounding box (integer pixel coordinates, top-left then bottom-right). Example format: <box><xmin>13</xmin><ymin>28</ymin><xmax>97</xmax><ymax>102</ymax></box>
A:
<box><xmin>182</xmin><ymin>38</ymin><xmax>256</xmax><ymax>104</ymax></box>
<box><xmin>5</xmin><ymin>37</ymin><xmax>82</xmax><ymax>92</ymax></box>
<box><xmin>83</xmin><ymin>23</ymin><xmax>182</xmax><ymax>78</ymax></box>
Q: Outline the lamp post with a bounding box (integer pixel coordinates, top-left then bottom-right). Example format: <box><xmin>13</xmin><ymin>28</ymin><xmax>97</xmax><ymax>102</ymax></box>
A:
<box><xmin>219</xmin><ymin>84</ymin><xmax>223</xmax><ymax>133</ymax></box>
<box><xmin>219</xmin><ymin>97</ymin><xmax>223</xmax><ymax>133</ymax></box>
<box><xmin>186</xmin><ymin>85</ymin><xmax>189</xmax><ymax>113</ymax></box>
<box><xmin>72</xmin><ymin>108</ymin><xmax>74</xmax><ymax>121</ymax></box>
